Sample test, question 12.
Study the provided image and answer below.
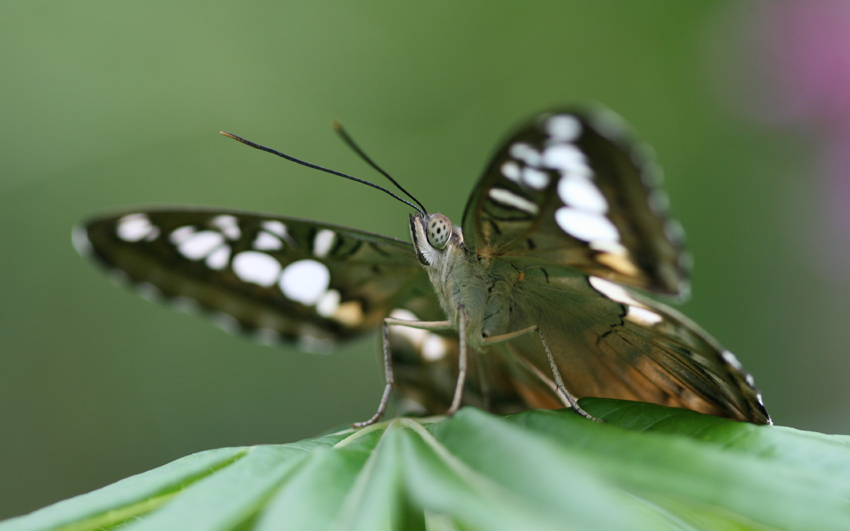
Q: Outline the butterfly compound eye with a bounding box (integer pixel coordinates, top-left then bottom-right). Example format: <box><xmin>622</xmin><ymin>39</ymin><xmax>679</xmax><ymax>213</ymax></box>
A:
<box><xmin>426</xmin><ymin>214</ymin><xmax>452</xmax><ymax>249</ymax></box>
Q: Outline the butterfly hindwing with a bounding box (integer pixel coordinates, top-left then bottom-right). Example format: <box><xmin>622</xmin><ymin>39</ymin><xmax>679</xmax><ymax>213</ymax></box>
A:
<box><xmin>461</xmin><ymin>109</ymin><xmax>687</xmax><ymax>296</ymax></box>
<box><xmin>75</xmin><ymin>208</ymin><xmax>430</xmax><ymax>351</ymax></box>
<box><xmin>490</xmin><ymin>265</ymin><xmax>770</xmax><ymax>423</ymax></box>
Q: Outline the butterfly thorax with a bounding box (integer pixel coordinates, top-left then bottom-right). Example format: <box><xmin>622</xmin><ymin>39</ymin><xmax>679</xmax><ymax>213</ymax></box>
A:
<box><xmin>410</xmin><ymin>213</ymin><xmax>510</xmax><ymax>349</ymax></box>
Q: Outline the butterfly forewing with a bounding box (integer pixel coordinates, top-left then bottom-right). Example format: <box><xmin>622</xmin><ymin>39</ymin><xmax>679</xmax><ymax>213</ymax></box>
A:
<box><xmin>461</xmin><ymin>109</ymin><xmax>687</xmax><ymax>296</ymax></box>
<box><xmin>453</xmin><ymin>109</ymin><xmax>768</xmax><ymax>423</ymax></box>
<box><xmin>76</xmin><ymin>208</ymin><xmax>429</xmax><ymax>351</ymax></box>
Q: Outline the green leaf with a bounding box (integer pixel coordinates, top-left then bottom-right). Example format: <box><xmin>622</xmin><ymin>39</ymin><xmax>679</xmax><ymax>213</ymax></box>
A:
<box><xmin>3</xmin><ymin>399</ymin><xmax>850</xmax><ymax>531</ymax></box>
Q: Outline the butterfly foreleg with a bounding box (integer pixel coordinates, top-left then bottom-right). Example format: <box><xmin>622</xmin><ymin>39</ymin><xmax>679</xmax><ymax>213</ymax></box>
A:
<box><xmin>482</xmin><ymin>326</ymin><xmax>602</xmax><ymax>422</ymax></box>
<box><xmin>352</xmin><ymin>315</ymin><xmax>454</xmax><ymax>428</ymax></box>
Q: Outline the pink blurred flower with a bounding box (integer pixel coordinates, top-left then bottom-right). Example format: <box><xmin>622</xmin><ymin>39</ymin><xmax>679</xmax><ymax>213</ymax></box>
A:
<box><xmin>754</xmin><ymin>1</ymin><xmax>850</xmax><ymax>126</ymax></box>
<box><xmin>725</xmin><ymin>0</ymin><xmax>850</xmax><ymax>276</ymax></box>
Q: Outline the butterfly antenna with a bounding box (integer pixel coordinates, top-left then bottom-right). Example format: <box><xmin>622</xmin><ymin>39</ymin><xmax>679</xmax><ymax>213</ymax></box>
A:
<box><xmin>331</xmin><ymin>120</ymin><xmax>428</xmax><ymax>215</ymax></box>
<box><xmin>220</xmin><ymin>131</ymin><xmax>426</xmax><ymax>215</ymax></box>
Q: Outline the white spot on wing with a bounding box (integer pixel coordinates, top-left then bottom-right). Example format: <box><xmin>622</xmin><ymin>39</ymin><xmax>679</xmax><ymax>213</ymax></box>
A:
<box><xmin>316</xmin><ymin>289</ymin><xmax>341</xmax><ymax>317</ymax></box>
<box><xmin>555</xmin><ymin>208</ymin><xmax>619</xmax><ymax>242</ymax></box>
<box><xmin>169</xmin><ymin>226</ymin><xmax>196</xmax><ymax>244</ymax></box>
<box><xmin>177</xmin><ymin>231</ymin><xmax>225</xmax><ymax>260</ymax></box>
<box><xmin>117</xmin><ymin>214</ymin><xmax>155</xmax><ymax>242</ymax></box>
<box><xmin>279</xmin><ymin>259</ymin><xmax>330</xmax><ymax>305</ymax></box>
<box><xmin>388</xmin><ymin>309</ymin><xmax>448</xmax><ymax>362</ymax></box>
<box><xmin>211</xmin><ymin>215</ymin><xmax>241</xmax><ymax>240</ymax></box>
<box><xmin>136</xmin><ymin>282</ymin><xmax>161</xmax><ymax>302</ymax></box>
<box><xmin>254</xmin><ymin>231</ymin><xmax>282</xmax><ymax>251</ymax></box>
<box><xmin>679</xmin><ymin>251</ymin><xmax>693</xmax><ymax>273</ymax></box>
<box><xmin>171</xmin><ymin>296</ymin><xmax>200</xmax><ymax>314</ymax></box>
<box><xmin>422</xmin><ymin>335</ymin><xmax>447</xmax><ymax>361</ymax></box>
<box><xmin>232</xmin><ymin>251</ymin><xmax>281</xmax><ymax>287</ymax></box>
<box><xmin>261</xmin><ymin>220</ymin><xmax>288</xmax><ymax>237</ymax></box>
<box><xmin>212</xmin><ymin>312</ymin><xmax>240</xmax><ymax>335</ymax></box>
<box><xmin>253</xmin><ymin>328</ymin><xmax>280</xmax><ymax>346</ymax></box>
<box><xmin>521</xmin><ymin>167</ymin><xmax>549</xmax><ymax>190</ymax></box>
<box><xmin>313</xmin><ymin>229</ymin><xmax>336</xmax><ymax>258</ymax></box>
<box><xmin>542</xmin><ymin>144</ymin><xmax>592</xmax><ymax>178</ymax></box>
<box><xmin>721</xmin><ymin>350</ymin><xmax>744</xmax><ymax>371</ymax></box>
<box><xmin>626</xmin><ymin>306</ymin><xmax>663</xmax><ymax>326</ymax></box>
<box><xmin>664</xmin><ymin>219</ymin><xmax>685</xmax><ymax>242</ymax></box>
<box><xmin>589</xmin><ymin>276</ymin><xmax>641</xmax><ymax>306</ymax></box>
<box><xmin>488</xmin><ymin>188</ymin><xmax>539</xmax><ymax>214</ymax></box>
<box><xmin>591</xmin><ymin>108</ymin><xmax>628</xmax><ymax>139</ymax></box>
<box><xmin>390</xmin><ymin>309</ymin><xmax>418</xmax><ymax>321</ymax></box>
<box><xmin>501</xmin><ymin>161</ymin><xmax>521</xmax><ymax>182</ymax></box>
<box><xmin>509</xmin><ymin>143</ymin><xmax>541</xmax><ymax>167</ymax></box>
<box><xmin>107</xmin><ymin>269</ymin><xmax>130</xmax><ymax>288</ymax></box>
<box><xmin>205</xmin><ymin>245</ymin><xmax>231</xmax><ymax>270</ymax></box>
<box><xmin>647</xmin><ymin>189</ymin><xmax>670</xmax><ymax>215</ymax></box>
<box><xmin>558</xmin><ymin>174</ymin><xmax>608</xmax><ymax>213</ymax></box>
<box><xmin>297</xmin><ymin>332</ymin><xmax>334</xmax><ymax>354</ymax></box>
<box><xmin>388</xmin><ymin>309</ymin><xmax>428</xmax><ymax>344</ymax></box>
<box><xmin>71</xmin><ymin>225</ymin><xmax>92</xmax><ymax>256</ymax></box>
<box><xmin>546</xmin><ymin>114</ymin><xmax>582</xmax><ymax>141</ymax></box>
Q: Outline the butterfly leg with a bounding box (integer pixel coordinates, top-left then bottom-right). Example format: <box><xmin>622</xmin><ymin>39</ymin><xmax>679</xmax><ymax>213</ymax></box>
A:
<box><xmin>483</xmin><ymin>326</ymin><xmax>601</xmax><ymax>422</ymax></box>
<box><xmin>447</xmin><ymin>304</ymin><xmax>468</xmax><ymax>416</ymax></box>
<box><xmin>352</xmin><ymin>316</ymin><xmax>454</xmax><ymax>428</ymax></box>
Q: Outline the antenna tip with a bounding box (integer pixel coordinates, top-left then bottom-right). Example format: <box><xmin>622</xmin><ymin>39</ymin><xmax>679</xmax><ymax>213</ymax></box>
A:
<box><xmin>330</xmin><ymin>119</ymin><xmax>342</xmax><ymax>131</ymax></box>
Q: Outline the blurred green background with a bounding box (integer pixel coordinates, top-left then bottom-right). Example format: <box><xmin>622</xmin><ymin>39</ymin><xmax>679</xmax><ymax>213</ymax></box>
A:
<box><xmin>3</xmin><ymin>1</ymin><xmax>849</xmax><ymax>520</ymax></box>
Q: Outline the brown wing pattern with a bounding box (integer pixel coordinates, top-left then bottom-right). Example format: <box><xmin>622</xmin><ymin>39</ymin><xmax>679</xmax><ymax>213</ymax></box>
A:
<box><xmin>462</xmin><ymin>109</ymin><xmax>688</xmax><ymax>297</ymax></box>
<box><xmin>490</xmin><ymin>260</ymin><xmax>770</xmax><ymax>423</ymax></box>
<box><xmin>459</xmin><ymin>110</ymin><xmax>769</xmax><ymax>423</ymax></box>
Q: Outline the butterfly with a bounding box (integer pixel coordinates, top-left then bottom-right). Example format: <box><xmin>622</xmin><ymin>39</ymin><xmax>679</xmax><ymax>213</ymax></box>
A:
<box><xmin>73</xmin><ymin>108</ymin><xmax>771</xmax><ymax>426</ymax></box>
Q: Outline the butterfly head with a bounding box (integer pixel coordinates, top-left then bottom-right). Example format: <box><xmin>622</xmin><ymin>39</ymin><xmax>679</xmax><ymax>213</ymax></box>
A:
<box><xmin>409</xmin><ymin>213</ymin><xmax>464</xmax><ymax>266</ymax></box>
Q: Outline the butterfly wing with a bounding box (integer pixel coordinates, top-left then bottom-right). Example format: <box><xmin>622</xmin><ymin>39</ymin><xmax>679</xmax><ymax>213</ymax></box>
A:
<box><xmin>387</xmin><ymin>266</ymin><xmax>770</xmax><ymax>424</ymax></box>
<box><xmin>74</xmin><ymin>207</ymin><xmax>430</xmax><ymax>351</ymax></box>
<box><xmin>461</xmin><ymin>109</ymin><xmax>687</xmax><ymax>297</ymax></box>
<box><xmin>460</xmin><ymin>109</ymin><xmax>769</xmax><ymax>423</ymax></box>
<box><xmin>495</xmin><ymin>266</ymin><xmax>770</xmax><ymax>423</ymax></box>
